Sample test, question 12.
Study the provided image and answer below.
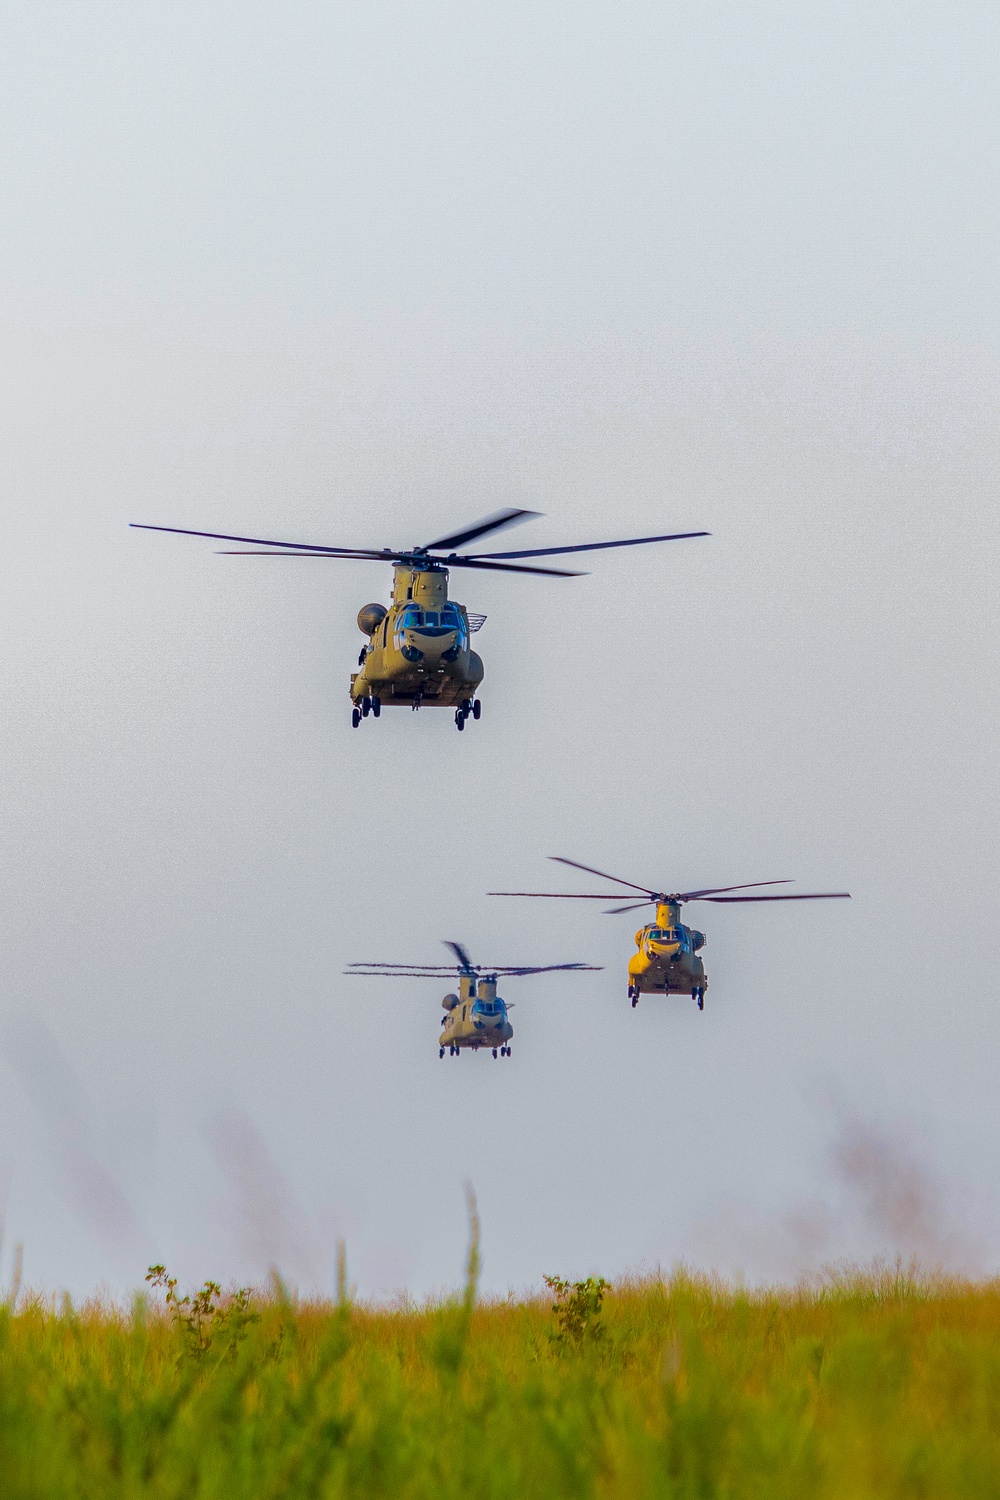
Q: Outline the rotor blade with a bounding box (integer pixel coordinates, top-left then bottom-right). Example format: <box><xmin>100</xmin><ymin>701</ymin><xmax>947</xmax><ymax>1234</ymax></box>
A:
<box><xmin>346</xmin><ymin>963</ymin><xmax>461</xmax><ymax>971</ymax></box>
<box><xmin>444</xmin><ymin>940</ymin><xmax>474</xmax><ymax>970</ymax></box>
<box><xmin>471</xmin><ymin>530</ymin><xmax>709</xmax><ymax>560</ymax></box>
<box><xmin>424</xmin><ymin>508</ymin><xmax>540</xmax><ymax>553</ymax></box>
<box><xmin>491</xmin><ymin>964</ymin><xmax>603</xmax><ymax>974</ymax></box>
<box><xmin>345</xmin><ymin>971</ymin><xmax>459</xmax><ymax>979</ymax></box>
<box><xmin>130</xmin><ymin>523</ymin><xmax>394</xmax><ymax>556</ymax></box>
<box><xmin>217</xmin><ymin>549</ymin><xmax>395</xmax><ymax>560</ymax></box>
<box><xmin>603</xmin><ymin>902</ymin><xmax>654</xmax><ymax>914</ymax></box>
<box><xmin>677</xmin><ymin>880</ymin><xmax>794</xmax><ymax>900</ymax></box>
<box><xmin>488</xmin><ymin>891</ymin><xmax>631</xmax><ymax>899</ymax></box>
<box><xmin>217</xmin><ymin>548</ymin><xmax>580</xmax><ymax>576</ymax></box>
<box><xmin>444</xmin><ymin>556</ymin><xmax>582</xmax><ymax>578</ymax></box>
<box><xmin>699</xmin><ymin>892</ymin><xmax>852</xmax><ymax>903</ymax></box>
<box><xmin>549</xmin><ymin>856</ymin><xmax>655</xmax><ymax>895</ymax></box>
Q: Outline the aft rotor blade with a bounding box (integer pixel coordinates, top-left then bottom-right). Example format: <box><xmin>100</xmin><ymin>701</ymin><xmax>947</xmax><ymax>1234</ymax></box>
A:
<box><xmin>549</xmin><ymin>856</ymin><xmax>654</xmax><ymax>895</ymax></box>
<box><xmin>424</xmin><ymin>509</ymin><xmax>540</xmax><ymax>553</ymax></box>
<box><xmin>472</xmin><ymin>530</ymin><xmax>709</xmax><ymax>560</ymax></box>
<box><xmin>604</xmin><ymin>901</ymin><xmax>654</xmax><ymax>914</ymax></box>
<box><xmin>677</xmin><ymin>880</ymin><xmax>794</xmax><ymax>900</ymax></box>
<box><xmin>698</xmin><ymin>892</ymin><xmax>852</xmax><ymax>903</ymax></box>
<box><xmin>130</xmin><ymin>523</ymin><xmax>393</xmax><ymax>556</ymax></box>
<box><xmin>444</xmin><ymin>940</ymin><xmax>474</xmax><ymax>970</ymax></box>
<box><xmin>444</xmin><ymin>556</ymin><xmax>582</xmax><ymax>578</ymax></box>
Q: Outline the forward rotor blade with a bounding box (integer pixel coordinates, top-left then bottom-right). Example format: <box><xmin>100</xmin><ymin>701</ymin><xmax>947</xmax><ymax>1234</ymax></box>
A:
<box><xmin>222</xmin><ymin>550</ymin><xmax>582</xmax><ymax>576</ymax></box>
<box><xmin>604</xmin><ymin>902</ymin><xmax>654</xmax><ymax>914</ymax></box>
<box><xmin>444</xmin><ymin>940</ymin><xmax>474</xmax><ymax>970</ymax></box>
<box><xmin>130</xmin><ymin>523</ymin><xmax>391</xmax><ymax>556</ymax></box>
<box><xmin>346</xmin><ymin>963</ymin><xmax>460</xmax><ymax>971</ymax></box>
<box><xmin>472</xmin><ymin>530</ymin><xmax>709</xmax><ymax>560</ymax></box>
<box><xmin>424</xmin><ymin>509</ymin><xmax>540</xmax><ymax>553</ymax></box>
<box><xmin>549</xmin><ymin>856</ymin><xmax>654</xmax><ymax>895</ymax></box>
<box><xmin>677</xmin><ymin>880</ymin><xmax>794</xmax><ymax>900</ymax></box>
<box><xmin>345</xmin><ymin>971</ymin><xmax>456</xmax><ymax>980</ymax></box>
<box><xmin>444</xmin><ymin>556</ymin><xmax>582</xmax><ymax>578</ymax></box>
<box><xmin>488</xmin><ymin>892</ymin><xmax>630</xmax><ymax>899</ymax></box>
<box><xmin>217</xmin><ymin>549</ymin><xmax>394</xmax><ymax>560</ymax></box>
<box><xmin>492</xmin><ymin>964</ymin><xmax>603</xmax><ymax>974</ymax></box>
<box><xmin>699</xmin><ymin>892</ymin><xmax>852</xmax><ymax>903</ymax></box>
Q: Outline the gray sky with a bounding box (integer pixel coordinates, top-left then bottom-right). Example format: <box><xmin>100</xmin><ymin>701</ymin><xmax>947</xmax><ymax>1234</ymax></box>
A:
<box><xmin>1</xmin><ymin>1</ymin><xmax>999</xmax><ymax>1298</ymax></box>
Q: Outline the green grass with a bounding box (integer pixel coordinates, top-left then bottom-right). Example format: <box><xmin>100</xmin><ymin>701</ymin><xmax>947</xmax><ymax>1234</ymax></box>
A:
<box><xmin>2</xmin><ymin>1256</ymin><xmax>1000</xmax><ymax>1497</ymax></box>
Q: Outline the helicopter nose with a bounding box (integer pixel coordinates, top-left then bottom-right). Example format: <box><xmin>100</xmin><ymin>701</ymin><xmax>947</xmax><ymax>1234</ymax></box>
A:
<box><xmin>411</xmin><ymin>629</ymin><xmax>457</xmax><ymax>658</ymax></box>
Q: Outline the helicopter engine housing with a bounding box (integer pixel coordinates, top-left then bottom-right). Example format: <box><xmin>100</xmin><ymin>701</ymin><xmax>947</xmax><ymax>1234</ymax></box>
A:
<box><xmin>357</xmin><ymin>603</ymin><xmax>388</xmax><ymax>636</ymax></box>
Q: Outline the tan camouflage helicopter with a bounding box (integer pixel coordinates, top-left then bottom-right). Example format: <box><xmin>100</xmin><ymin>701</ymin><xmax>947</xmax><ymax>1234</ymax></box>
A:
<box><xmin>345</xmin><ymin>941</ymin><xmax>601</xmax><ymax>1058</ymax></box>
<box><xmin>491</xmin><ymin>858</ymin><xmax>851</xmax><ymax>1010</ymax></box>
<box><xmin>130</xmin><ymin>509</ymin><xmax>707</xmax><ymax>730</ymax></box>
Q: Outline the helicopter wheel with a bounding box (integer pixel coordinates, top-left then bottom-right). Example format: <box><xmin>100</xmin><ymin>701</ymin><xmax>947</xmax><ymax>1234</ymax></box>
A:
<box><xmin>472</xmin><ymin>699</ymin><xmax>482</xmax><ymax>720</ymax></box>
<box><xmin>455</xmin><ymin>711</ymin><xmax>465</xmax><ymax>731</ymax></box>
<box><xmin>697</xmin><ymin>990</ymin><xmax>705</xmax><ymax>1011</ymax></box>
<box><xmin>351</xmin><ymin>708</ymin><xmax>361</xmax><ymax>728</ymax></box>
<box><xmin>492</xmin><ymin>1048</ymin><xmax>497</xmax><ymax>1059</ymax></box>
<box><xmin>439</xmin><ymin>1047</ymin><xmax>445</xmax><ymax>1058</ymax></box>
<box><xmin>361</xmin><ymin>697</ymin><xmax>371</xmax><ymax>717</ymax></box>
<box><xmin>371</xmin><ymin>697</ymin><xmax>381</xmax><ymax>718</ymax></box>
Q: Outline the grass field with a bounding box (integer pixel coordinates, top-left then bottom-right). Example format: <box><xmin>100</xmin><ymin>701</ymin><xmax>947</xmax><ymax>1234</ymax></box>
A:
<box><xmin>2</xmin><ymin>1238</ymin><xmax>999</xmax><ymax>1498</ymax></box>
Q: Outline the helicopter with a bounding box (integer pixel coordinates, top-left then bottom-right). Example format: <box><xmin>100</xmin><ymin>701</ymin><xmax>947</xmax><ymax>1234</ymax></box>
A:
<box><xmin>490</xmin><ymin>858</ymin><xmax>851</xmax><ymax>1010</ymax></box>
<box><xmin>345</xmin><ymin>941</ymin><xmax>601</xmax><ymax>1058</ymax></box>
<box><xmin>130</xmin><ymin>509</ymin><xmax>707</xmax><ymax>729</ymax></box>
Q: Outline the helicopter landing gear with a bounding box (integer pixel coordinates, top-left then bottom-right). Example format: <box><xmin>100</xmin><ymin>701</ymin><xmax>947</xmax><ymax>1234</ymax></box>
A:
<box><xmin>455</xmin><ymin>698</ymin><xmax>477</xmax><ymax>731</ymax></box>
<box><xmin>629</xmin><ymin>983</ymin><xmax>639</xmax><ymax>1006</ymax></box>
<box><xmin>351</xmin><ymin>707</ymin><xmax>361</xmax><ymax>728</ymax></box>
<box><xmin>492</xmin><ymin>1047</ymin><xmax>498</xmax><ymax>1059</ymax></box>
<box><xmin>695</xmin><ymin>988</ymin><xmax>705</xmax><ymax>1011</ymax></box>
<box><xmin>361</xmin><ymin>697</ymin><xmax>371</xmax><ymax>717</ymax></box>
<box><xmin>439</xmin><ymin>1047</ymin><xmax>445</xmax><ymax>1058</ymax></box>
<box><xmin>500</xmin><ymin>1045</ymin><xmax>510</xmax><ymax>1056</ymax></box>
<box><xmin>371</xmin><ymin>697</ymin><xmax>381</xmax><ymax>717</ymax></box>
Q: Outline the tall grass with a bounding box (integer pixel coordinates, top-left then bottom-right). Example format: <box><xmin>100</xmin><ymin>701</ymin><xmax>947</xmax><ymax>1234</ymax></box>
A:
<box><xmin>1</xmin><ymin>1257</ymin><xmax>999</xmax><ymax>1496</ymax></box>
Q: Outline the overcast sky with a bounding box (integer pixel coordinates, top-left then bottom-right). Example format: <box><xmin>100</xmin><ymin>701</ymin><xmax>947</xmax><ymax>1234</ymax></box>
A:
<box><xmin>1</xmin><ymin>1</ymin><xmax>999</xmax><ymax>1299</ymax></box>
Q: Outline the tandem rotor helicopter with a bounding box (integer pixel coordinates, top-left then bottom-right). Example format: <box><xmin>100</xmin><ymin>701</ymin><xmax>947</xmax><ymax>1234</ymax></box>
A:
<box><xmin>491</xmin><ymin>858</ymin><xmax>851</xmax><ymax>1010</ymax></box>
<box><xmin>345</xmin><ymin>942</ymin><xmax>601</xmax><ymax>1058</ymax></box>
<box><xmin>130</xmin><ymin>509</ymin><xmax>707</xmax><ymax>729</ymax></box>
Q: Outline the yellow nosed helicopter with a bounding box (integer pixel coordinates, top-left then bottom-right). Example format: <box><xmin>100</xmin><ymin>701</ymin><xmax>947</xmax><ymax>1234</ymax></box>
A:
<box><xmin>491</xmin><ymin>858</ymin><xmax>851</xmax><ymax>1010</ymax></box>
<box><xmin>345</xmin><ymin>942</ymin><xmax>601</xmax><ymax>1058</ymax></box>
<box><xmin>130</xmin><ymin>510</ymin><xmax>707</xmax><ymax>730</ymax></box>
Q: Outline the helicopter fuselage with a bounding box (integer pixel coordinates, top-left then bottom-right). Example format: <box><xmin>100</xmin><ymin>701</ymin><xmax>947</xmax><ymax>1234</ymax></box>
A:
<box><xmin>627</xmin><ymin>901</ymin><xmax>707</xmax><ymax>1006</ymax></box>
<box><xmin>351</xmin><ymin>565</ymin><xmax>484</xmax><ymax>710</ymax></box>
<box><xmin>439</xmin><ymin>974</ymin><xmax>513</xmax><ymax>1054</ymax></box>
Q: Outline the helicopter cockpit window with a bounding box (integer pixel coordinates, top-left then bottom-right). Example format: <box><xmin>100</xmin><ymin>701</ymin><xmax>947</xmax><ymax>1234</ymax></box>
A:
<box><xmin>396</xmin><ymin>605</ymin><xmax>466</xmax><ymax>641</ymax></box>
